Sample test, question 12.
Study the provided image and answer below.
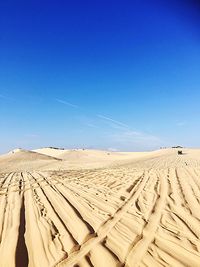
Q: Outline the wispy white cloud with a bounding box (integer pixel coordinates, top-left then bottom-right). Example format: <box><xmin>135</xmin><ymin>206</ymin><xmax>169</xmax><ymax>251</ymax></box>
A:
<box><xmin>177</xmin><ymin>121</ymin><xmax>186</xmax><ymax>127</ymax></box>
<box><xmin>97</xmin><ymin>114</ymin><xmax>129</xmax><ymax>128</ymax></box>
<box><xmin>111</xmin><ymin>130</ymin><xmax>161</xmax><ymax>149</ymax></box>
<box><xmin>96</xmin><ymin>113</ymin><xmax>161</xmax><ymax>150</ymax></box>
<box><xmin>84</xmin><ymin>123</ymin><xmax>99</xmax><ymax>129</ymax></box>
<box><xmin>107</xmin><ymin>147</ymin><xmax>119</xmax><ymax>152</ymax></box>
<box><xmin>55</xmin><ymin>98</ymin><xmax>79</xmax><ymax>108</ymax></box>
<box><xmin>0</xmin><ymin>94</ymin><xmax>13</xmax><ymax>100</ymax></box>
<box><xmin>24</xmin><ymin>134</ymin><xmax>39</xmax><ymax>138</ymax></box>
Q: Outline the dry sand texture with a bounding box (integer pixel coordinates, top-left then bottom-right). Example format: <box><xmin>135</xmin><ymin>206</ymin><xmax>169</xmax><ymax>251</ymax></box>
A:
<box><xmin>0</xmin><ymin>148</ymin><xmax>200</xmax><ymax>266</ymax></box>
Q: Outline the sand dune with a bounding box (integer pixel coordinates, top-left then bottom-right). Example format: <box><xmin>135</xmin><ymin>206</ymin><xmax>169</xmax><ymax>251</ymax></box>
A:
<box><xmin>34</xmin><ymin>147</ymin><xmax>148</xmax><ymax>161</ymax></box>
<box><xmin>0</xmin><ymin>149</ymin><xmax>61</xmax><ymax>172</ymax></box>
<box><xmin>0</xmin><ymin>148</ymin><xmax>200</xmax><ymax>266</ymax></box>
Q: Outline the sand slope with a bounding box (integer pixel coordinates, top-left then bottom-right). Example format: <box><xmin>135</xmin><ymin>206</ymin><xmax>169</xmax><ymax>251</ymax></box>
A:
<box><xmin>33</xmin><ymin>148</ymin><xmax>160</xmax><ymax>170</ymax></box>
<box><xmin>0</xmin><ymin>148</ymin><xmax>200</xmax><ymax>266</ymax></box>
<box><xmin>0</xmin><ymin>149</ymin><xmax>61</xmax><ymax>172</ymax></box>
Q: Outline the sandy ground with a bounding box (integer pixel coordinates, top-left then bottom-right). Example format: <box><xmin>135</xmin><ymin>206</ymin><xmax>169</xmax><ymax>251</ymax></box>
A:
<box><xmin>0</xmin><ymin>148</ymin><xmax>200</xmax><ymax>266</ymax></box>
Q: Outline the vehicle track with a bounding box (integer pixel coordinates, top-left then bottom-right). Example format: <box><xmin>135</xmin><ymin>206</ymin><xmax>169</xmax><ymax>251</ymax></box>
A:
<box><xmin>0</xmin><ymin>161</ymin><xmax>200</xmax><ymax>267</ymax></box>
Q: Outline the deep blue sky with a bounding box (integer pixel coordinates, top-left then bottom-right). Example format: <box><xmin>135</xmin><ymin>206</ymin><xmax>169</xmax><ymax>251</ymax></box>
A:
<box><xmin>0</xmin><ymin>0</ymin><xmax>200</xmax><ymax>153</ymax></box>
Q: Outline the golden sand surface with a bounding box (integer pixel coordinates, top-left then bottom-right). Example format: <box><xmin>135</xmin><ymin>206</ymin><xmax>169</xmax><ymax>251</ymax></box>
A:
<box><xmin>0</xmin><ymin>148</ymin><xmax>200</xmax><ymax>267</ymax></box>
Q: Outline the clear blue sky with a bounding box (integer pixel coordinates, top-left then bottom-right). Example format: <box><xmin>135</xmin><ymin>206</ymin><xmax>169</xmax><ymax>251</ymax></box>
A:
<box><xmin>0</xmin><ymin>0</ymin><xmax>200</xmax><ymax>153</ymax></box>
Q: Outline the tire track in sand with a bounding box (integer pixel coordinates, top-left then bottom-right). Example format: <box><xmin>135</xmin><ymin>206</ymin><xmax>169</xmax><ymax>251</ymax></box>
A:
<box><xmin>124</xmin><ymin>170</ymin><xmax>168</xmax><ymax>267</ymax></box>
<box><xmin>56</xmin><ymin>171</ymin><xmax>148</xmax><ymax>267</ymax></box>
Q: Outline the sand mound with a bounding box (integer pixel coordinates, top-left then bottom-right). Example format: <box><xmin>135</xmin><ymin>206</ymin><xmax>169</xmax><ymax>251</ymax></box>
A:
<box><xmin>8</xmin><ymin>148</ymin><xmax>23</xmax><ymax>154</ymax></box>
<box><xmin>33</xmin><ymin>147</ymin><xmax>154</xmax><ymax>170</ymax></box>
<box><xmin>34</xmin><ymin>147</ymin><xmax>67</xmax><ymax>158</ymax></box>
<box><xmin>34</xmin><ymin>147</ymin><xmax>126</xmax><ymax>160</ymax></box>
<box><xmin>0</xmin><ymin>149</ymin><xmax>61</xmax><ymax>172</ymax></box>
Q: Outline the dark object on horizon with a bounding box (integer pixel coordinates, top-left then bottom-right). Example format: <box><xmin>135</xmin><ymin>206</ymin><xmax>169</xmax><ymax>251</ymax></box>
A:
<box><xmin>48</xmin><ymin>147</ymin><xmax>65</xmax><ymax>150</ymax></box>
<box><xmin>172</xmin><ymin>146</ymin><xmax>183</xmax><ymax>149</ymax></box>
<box><xmin>178</xmin><ymin>150</ymin><xmax>183</xmax><ymax>155</ymax></box>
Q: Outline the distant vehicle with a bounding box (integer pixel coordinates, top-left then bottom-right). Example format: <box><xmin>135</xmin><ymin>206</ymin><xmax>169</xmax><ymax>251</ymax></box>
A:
<box><xmin>178</xmin><ymin>150</ymin><xmax>183</xmax><ymax>155</ymax></box>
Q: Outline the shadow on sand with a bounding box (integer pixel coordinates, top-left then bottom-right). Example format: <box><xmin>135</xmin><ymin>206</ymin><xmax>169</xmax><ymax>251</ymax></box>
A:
<box><xmin>15</xmin><ymin>195</ymin><xmax>29</xmax><ymax>267</ymax></box>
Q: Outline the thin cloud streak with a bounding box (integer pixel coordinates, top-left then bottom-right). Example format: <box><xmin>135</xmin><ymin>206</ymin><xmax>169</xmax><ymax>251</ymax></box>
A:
<box><xmin>0</xmin><ymin>94</ymin><xmax>14</xmax><ymax>101</ymax></box>
<box><xmin>97</xmin><ymin>114</ymin><xmax>129</xmax><ymax>128</ymax></box>
<box><xmin>84</xmin><ymin>123</ymin><xmax>99</xmax><ymax>129</ymax></box>
<box><xmin>55</xmin><ymin>98</ymin><xmax>79</xmax><ymax>108</ymax></box>
<box><xmin>177</xmin><ymin>121</ymin><xmax>186</xmax><ymax>127</ymax></box>
<box><xmin>53</xmin><ymin>100</ymin><xmax>161</xmax><ymax>149</ymax></box>
<box><xmin>97</xmin><ymin>114</ymin><xmax>161</xmax><ymax>148</ymax></box>
<box><xmin>24</xmin><ymin>134</ymin><xmax>39</xmax><ymax>138</ymax></box>
<box><xmin>111</xmin><ymin>130</ymin><xmax>162</xmax><ymax>150</ymax></box>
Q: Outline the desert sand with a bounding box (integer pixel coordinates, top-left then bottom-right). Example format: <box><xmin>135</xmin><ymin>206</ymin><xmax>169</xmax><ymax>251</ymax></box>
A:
<box><xmin>0</xmin><ymin>147</ymin><xmax>200</xmax><ymax>267</ymax></box>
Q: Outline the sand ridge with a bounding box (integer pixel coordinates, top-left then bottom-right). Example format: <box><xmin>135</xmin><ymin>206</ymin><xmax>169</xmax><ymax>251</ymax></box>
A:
<box><xmin>0</xmin><ymin>148</ymin><xmax>200</xmax><ymax>266</ymax></box>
